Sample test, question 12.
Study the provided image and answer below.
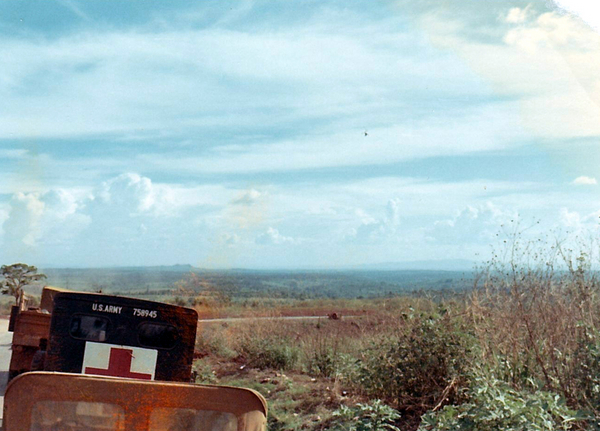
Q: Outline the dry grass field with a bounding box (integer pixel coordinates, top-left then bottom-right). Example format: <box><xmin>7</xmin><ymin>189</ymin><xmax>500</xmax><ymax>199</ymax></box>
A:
<box><xmin>188</xmin><ymin>251</ymin><xmax>600</xmax><ymax>431</ymax></box>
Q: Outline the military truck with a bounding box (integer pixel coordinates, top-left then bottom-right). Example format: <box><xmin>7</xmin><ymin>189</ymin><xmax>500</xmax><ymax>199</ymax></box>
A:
<box><xmin>3</xmin><ymin>287</ymin><xmax>267</xmax><ymax>431</ymax></box>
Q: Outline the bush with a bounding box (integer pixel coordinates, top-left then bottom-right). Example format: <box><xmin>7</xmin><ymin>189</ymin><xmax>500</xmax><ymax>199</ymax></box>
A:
<box><xmin>419</xmin><ymin>372</ymin><xmax>582</xmax><ymax>431</ymax></box>
<box><xmin>192</xmin><ymin>359</ymin><xmax>217</xmax><ymax>384</ymax></box>
<box><xmin>196</xmin><ymin>327</ymin><xmax>237</xmax><ymax>359</ymax></box>
<box><xmin>356</xmin><ymin>312</ymin><xmax>473</xmax><ymax>424</ymax></box>
<box><xmin>239</xmin><ymin>336</ymin><xmax>299</xmax><ymax>370</ymax></box>
<box><xmin>572</xmin><ymin>325</ymin><xmax>600</xmax><ymax>421</ymax></box>
<box><xmin>328</xmin><ymin>400</ymin><xmax>401</xmax><ymax>431</ymax></box>
<box><xmin>308</xmin><ymin>348</ymin><xmax>338</xmax><ymax>377</ymax></box>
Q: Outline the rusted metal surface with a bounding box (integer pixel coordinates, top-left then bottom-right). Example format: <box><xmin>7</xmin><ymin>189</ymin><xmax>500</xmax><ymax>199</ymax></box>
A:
<box><xmin>8</xmin><ymin>310</ymin><xmax>51</xmax><ymax>380</ymax></box>
<box><xmin>4</xmin><ymin>372</ymin><xmax>267</xmax><ymax>431</ymax></box>
<box><xmin>7</xmin><ymin>287</ymin><xmax>68</xmax><ymax>381</ymax></box>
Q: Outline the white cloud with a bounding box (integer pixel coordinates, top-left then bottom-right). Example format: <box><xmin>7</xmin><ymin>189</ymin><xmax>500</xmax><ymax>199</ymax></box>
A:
<box><xmin>232</xmin><ymin>189</ymin><xmax>263</xmax><ymax>205</ymax></box>
<box><xmin>505</xmin><ymin>7</ymin><xmax>532</xmax><ymax>24</ymax></box>
<box><xmin>1</xmin><ymin>189</ymin><xmax>90</xmax><ymax>259</ymax></box>
<box><xmin>572</xmin><ymin>176</ymin><xmax>597</xmax><ymax>185</ymax></box>
<box><xmin>0</xmin><ymin>173</ymin><xmax>214</xmax><ymax>264</ymax></box>
<box><xmin>0</xmin><ymin>9</ymin><xmax>500</xmax><ymax>143</ymax></box>
<box><xmin>430</xmin><ymin>202</ymin><xmax>517</xmax><ymax>244</ymax></box>
<box><xmin>421</xmin><ymin>8</ymin><xmax>600</xmax><ymax>140</ymax></box>
<box><xmin>94</xmin><ymin>173</ymin><xmax>192</xmax><ymax>217</ymax></box>
<box><xmin>3</xmin><ymin>193</ymin><xmax>45</xmax><ymax>248</ymax></box>
<box><xmin>140</xmin><ymin>108</ymin><xmax>521</xmax><ymax>174</ymax></box>
<box><xmin>97</xmin><ymin>173</ymin><xmax>156</xmax><ymax>214</ymax></box>
<box><xmin>552</xmin><ymin>0</ymin><xmax>600</xmax><ymax>31</ymax></box>
<box><xmin>346</xmin><ymin>199</ymin><xmax>402</xmax><ymax>243</ymax></box>
<box><xmin>256</xmin><ymin>227</ymin><xmax>296</xmax><ymax>245</ymax></box>
<box><xmin>504</xmin><ymin>11</ymin><xmax>600</xmax><ymax>53</ymax></box>
<box><xmin>556</xmin><ymin>208</ymin><xmax>600</xmax><ymax>241</ymax></box>
<box><xmin>559</xmin><ymin>207</ymin><xmax>582</xmax><ymax>227</ymax></box>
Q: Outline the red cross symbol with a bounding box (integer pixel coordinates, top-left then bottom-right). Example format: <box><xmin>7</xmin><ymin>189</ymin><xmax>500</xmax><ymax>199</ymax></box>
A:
<box><xmin>85</xmin><ymin>347</ymin><xmax>152</xmax><ymax>380</ymax></box>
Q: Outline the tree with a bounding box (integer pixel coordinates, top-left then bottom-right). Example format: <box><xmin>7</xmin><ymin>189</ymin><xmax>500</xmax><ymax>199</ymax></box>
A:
<box><xmin>1</xmin><ymin>263</ymin><xmax>47</xmax><ymax>305</ymax></box>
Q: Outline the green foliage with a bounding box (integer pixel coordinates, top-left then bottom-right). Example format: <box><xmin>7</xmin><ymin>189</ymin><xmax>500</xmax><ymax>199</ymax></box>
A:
<box><xmin>357</xmin><ymin>312</ymin><xmax>472</xmax><ymax>420</ymax></box>
<box><xmin>240</xmin><ymin>336</ymin><xmax>300</xmax><ymax>370</ymax></box>
<box><xmin>419</xmin><ymin>373</ymin><xmax>582</xmax><ymax>431</ymax></box>
<box><xmin>308</xmin><ymin>348</ymin><xmax>338</xmax><ymax>377</ymax></box>
<box><xmin>196</xmin><ymin>330</ymin><xmax>237</xmax><ymax>359</ymax></box>
<box><xmin>328</xmin><ymin>400</ymin><xmax>401</xmax><ymax>431</ymax></box>
<box><xmin>192</xmin><ymin>359</ymin><xmax>217</xmax><ymax>384</ymax></box>
<box><xmin>572</xmin><ymin>325</ymin><xmax>600</xmax><ymax>418</ymax></box>
<box><xmin>1</xmin><ymin>263</ymin><xmax>46</xmax><ymax>304</ymax></box>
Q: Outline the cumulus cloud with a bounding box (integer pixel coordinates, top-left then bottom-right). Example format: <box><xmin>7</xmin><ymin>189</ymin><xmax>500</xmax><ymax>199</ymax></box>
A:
<box><xmin>430</xmin><ymin>202</ymin><xmax>517</xmax><ymax>244</ymax></box>
<box><xmin>572</xmin><ymin>176</ymin><xmax>597</xmax><ymax>185</ymax></box>
<box><xmin>559</xmin><ymin>207</ymin><xmax>583</xmax><ymax>228</ymax></box>
<box><xmin>232</xmin><ymin>189</ymin><xmax>263</xmax><ymax>205</ymax></box>
<box><xmin>347</xmin><ymin>199</ymin><xmax>402</xmax><ymax>243</ymax></box>
<box><xmin>1</xmin><ymin>189</ymin><xmax>90</xmax><ymax>258</ymax></box>
<box><xmin>255</xmin><ymin>227</ymin><xmax>295</xmax><ymax>245</ymax></box>
<box><xmin>558</xmin><ymin>207</ymin><xmax>600</xmax><ymax>231</ymax></box>
<box><xmin>505</xmin><ymin>6</ymin><xmax>532</xmax><ymax>24</ymax></box>
<box><xmin>97</xmin><ymin>173</ymin><xmax>156</xmax><ymax>214</ymax></box>
<box><xmin>3</xmin><ymin>193</ymin><xmax>45</xmax><ymax>248</ymax></box>
<box><xmin>0</xmin><ymin>173</ymin><xmax>201</xmax><ymax>264</ymax></box>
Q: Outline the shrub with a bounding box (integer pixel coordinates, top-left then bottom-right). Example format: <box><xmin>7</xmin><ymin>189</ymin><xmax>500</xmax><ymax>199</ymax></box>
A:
<box><xmin>196</xmin><ymin>326</ymin><xmax>237</xmax><ymax>359</ymax></box>
<box><xmin>419</xmin><ymin>372</ymin><xmax>582</xmax><ymax>431</ymax></box>
<box><xmin>328</xmin><ymin>400</ymin><xmax>401</xmax><ymax>431</ymax></box>
<box><xmin>308</xmin><ymin>348</ymin><xmax>338</xmax><ymax>377</ymax></box>
<box><xmin>192</xmin><ymin>359</ymin><xmax>217</xmax><ymax>384</ymax></box>
<box><xmin>356</xmin><ymin>312</ymin><xmax>473</xmax><ymax>424</ymax></box>
<box><xmin>239</xmin><ymin>337</ymin><xmax>299</xmax><ymax>370</ymax></box>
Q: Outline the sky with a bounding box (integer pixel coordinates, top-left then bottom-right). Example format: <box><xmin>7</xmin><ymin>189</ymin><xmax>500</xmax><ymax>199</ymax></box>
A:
<box><xmin>1</xmin><ymin>0</ymin><xmax>600</xmax><ymax>269</ymax></box>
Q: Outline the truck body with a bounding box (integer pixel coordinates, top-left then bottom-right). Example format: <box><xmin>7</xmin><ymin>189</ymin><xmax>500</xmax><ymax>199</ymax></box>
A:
<box><xmin>9</xmin><ymin>287</ymin><xmax>197</xmax><ymax>382</ymax></box>
<box><xmin>4</xmin><ymin>372</ymin><xmax>267</xmax><ymax>431</ymax></box>
<box><xmin>4</xmin><ymin>287</ymin><xmax>267</xmax><ymax>431</ymax></box>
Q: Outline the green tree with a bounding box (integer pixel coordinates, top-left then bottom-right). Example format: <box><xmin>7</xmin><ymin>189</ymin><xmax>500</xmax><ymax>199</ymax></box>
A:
<box><xmin>1</xmin><ymin>263</ymin><xmax>47</xmax><ymax>305</ymax></box>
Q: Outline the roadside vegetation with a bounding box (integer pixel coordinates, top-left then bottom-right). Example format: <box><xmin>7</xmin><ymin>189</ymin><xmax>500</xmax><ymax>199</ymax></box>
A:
<box><xmin>190</xmin><ymin>237</ymin><xmax>600</xmax><ymax>431</ymax></box>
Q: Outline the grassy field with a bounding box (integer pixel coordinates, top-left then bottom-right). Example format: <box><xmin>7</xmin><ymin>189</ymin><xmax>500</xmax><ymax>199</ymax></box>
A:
<box><xmin>6</xmin><ymin>246</ymin><xmax>600</xmax><ymax>430</ymax></box>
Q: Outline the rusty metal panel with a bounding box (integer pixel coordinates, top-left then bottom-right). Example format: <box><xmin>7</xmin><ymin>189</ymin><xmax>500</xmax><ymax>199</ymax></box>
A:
<box><xmin>4</xmin><ymin>372</ymin><xmax>267</xmax><ymax>431</ymax></box>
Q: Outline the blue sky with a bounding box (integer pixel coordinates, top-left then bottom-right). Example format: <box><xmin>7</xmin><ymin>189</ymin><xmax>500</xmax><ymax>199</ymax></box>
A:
<box><xmin>1</xmin><ymin>0</ymin><xmax>600</xmax><ymax>269</ymax></box>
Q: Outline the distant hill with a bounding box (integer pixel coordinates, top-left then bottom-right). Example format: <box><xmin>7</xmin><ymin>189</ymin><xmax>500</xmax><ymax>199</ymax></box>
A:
<box><xmin>352</xmin><ymin>259</ymin><xmax>475</xmax><ymax>272</ymax></box>
<box><xmin>34</xmin><ymin>265</ymin><xmax>475</xmax><ymax>299</ymax></box>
